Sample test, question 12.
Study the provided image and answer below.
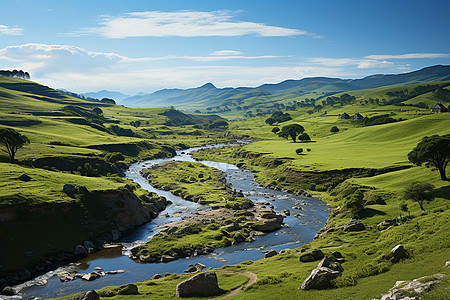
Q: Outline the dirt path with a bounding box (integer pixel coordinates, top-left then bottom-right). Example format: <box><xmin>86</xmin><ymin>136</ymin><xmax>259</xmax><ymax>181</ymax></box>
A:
<box><xmin>215</xmin><ymin>271</ymin><xmax>258</xmax><ymax>299</ymax></box>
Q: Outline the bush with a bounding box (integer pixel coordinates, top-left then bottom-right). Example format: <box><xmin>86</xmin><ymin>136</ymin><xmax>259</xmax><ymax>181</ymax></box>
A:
<box><xmin>296</xmin><ymin>148</ymin><xmax>304</xmax><ymax>155</ymax></box>
<box><xmin>105</xmin><ymin>152</ymin><xmax>125</xmax><ymax>163</ymax></box>
<box><xmin>330</xmin><ymin>126</ymin><xmax>340</xmax><ymax>133</ymax></box>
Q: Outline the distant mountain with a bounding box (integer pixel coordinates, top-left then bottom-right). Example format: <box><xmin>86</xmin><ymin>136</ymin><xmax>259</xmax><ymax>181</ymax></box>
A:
<box><xmin>82</xmin><ymin>90</ymin><xmax>130</xmax><ymax>102</ymax></box>
<box><xmin>121</xmin><ymin>65</ymin><xmax>450</xmax><ymax>111</ymax></box>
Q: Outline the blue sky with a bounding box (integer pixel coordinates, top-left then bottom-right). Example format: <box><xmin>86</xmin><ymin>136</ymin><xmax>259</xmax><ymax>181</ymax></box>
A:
<box><xmin>0</xmin><ymin>0</ymin><xmax>449</xmax><ymax>94</ymax></box>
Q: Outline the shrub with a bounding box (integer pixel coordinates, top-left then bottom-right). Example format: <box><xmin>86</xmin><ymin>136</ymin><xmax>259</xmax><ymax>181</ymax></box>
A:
<box><xmin>296</xmin><ymin>148</ymin><xmax>304</xmax><ymax>155</ymax></box>
<box><xmin>105</xmin><ymin>152</ymin><xmax>125</xmax><ymax>163</ymax></box>
<box><xmin>330</xmin><ymin>126</ymin><xmax>340</xmax><ymax>133</ymax></box>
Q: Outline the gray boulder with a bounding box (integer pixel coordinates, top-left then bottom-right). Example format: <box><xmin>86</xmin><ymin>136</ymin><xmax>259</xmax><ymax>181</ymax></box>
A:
<box><xmin>391</xmin><ymin>244</ymin><xmax>408</xmax><ymax>263</ymax></box>
<box><xmin>378</xmin><ymin>218</ymin><xmax>398</xmax><ymax>230</ymax></box>
<box><xmin>152</xmin><ymin>274</ymin><xmax>162</xmax><ymax>279</ymax></box>
<box><xmin>343</xmin><ymin>220</ymin><xmax>365</xmax><ymax>232</ymax></box>
<box><xmin>300</xmin><ymin>267</ymin><xmax>342</xmax><ymax>290</ymax></box>
<box><xmin>176</xmin><ymin>272</ymin><xmax>220</xmax><ymax>298</ymax></box>
<box><xmin>317</xmin><ymin>257</ymin><xmax>344</xmax><ymax>272</ymax></box>
<box><xmin>1</xmin><ymin>286</ymin><xmax>16</xmax><ymax>296</ymax></box>
<box><xmin>81</xmin><ymin>290</ymin><xmax>100</xmax><ymax>300</ymax></box>
<box><xmin>264</xmin><ymin>249</ymin><xmax>278</xmax><ymax>258</ymax></box>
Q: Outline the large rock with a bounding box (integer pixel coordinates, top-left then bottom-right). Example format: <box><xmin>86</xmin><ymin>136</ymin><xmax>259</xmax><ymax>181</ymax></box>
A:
<box><xmin>81</xmin><ymin>290</ymin><xmax>100</xmax><ymax>300</ymax></box>
<box><xmin>300</xmin><ymin>267</ymin><xmax>342</xmax><ymax>290</ymax></box>
<box><xmin>378</xmin><ymin>218</ymin><xmax>398</xmax><ymax>230</ymax></box>
<box><xmin>317</xmin><ymin>257</ymin><xmax>344</xmax><ymax>272</ymax></box>
<box><xmin>299</xmin><ymin>249</ymin><xmax>324</xmax><ymax>262</ymax></box>
<box><xmin>18</xmin><ymin>173</ymin><xmax>32</xmax><ymax>182</ymax></box>
<box><xmin>264</xmin><ymin>249</ymin><xmax>278</xmax><ymax>258</ymax></box>
<box><xmin>1</xmin><ymin>286</ymin><xmax>16</xmax><ymax>296</ymax></box>
<box><xmin>390</xmin><ymin>244</ymin><xmax>408</xmax><ymax>263</ymax></box>
<box><xmin>343</xmin><ymin>220</ymin><xmax>365</xmax><ymax>232</ymax></box>
<box><xmin>176</xmin><ymin>272</ymin><xmax>220</xmax><ymax>298</ymax></box>
<box><xmin>376</xmin><ymin>273</ymin><xmax>447</xmax><ymax>300</ymax></box>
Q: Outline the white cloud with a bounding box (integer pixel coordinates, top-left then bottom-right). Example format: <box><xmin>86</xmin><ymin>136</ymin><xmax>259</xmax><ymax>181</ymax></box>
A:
<box><xmin>210</xmin><ymin>50</ymin><xmax>242</xmax><ymax>56</ymax></box>
<box><xmin>307</xmin><ymin>57</ymin><xmax>394</xmax><ymax>69</ymax></box>
<box><xmin>76</xmin><ymin>10</ymin><xmax>307</xmax><ymax>38</ymax></box>
<box><xmin>366</xmin><ymin>53</ymin><xmax>449</xmax><ymax>60</ymax></box>
<box><xmin>0</xmin><ymin>25</ymin><xmax>24</xmax><ymax>36</ymax></box>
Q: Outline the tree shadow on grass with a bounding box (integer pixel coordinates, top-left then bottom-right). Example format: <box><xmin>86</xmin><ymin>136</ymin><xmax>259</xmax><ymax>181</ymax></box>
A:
<box><xmin>360</xmin><ymin>208</ymin><xmax>387</xmax><ymax>218</ymax></box>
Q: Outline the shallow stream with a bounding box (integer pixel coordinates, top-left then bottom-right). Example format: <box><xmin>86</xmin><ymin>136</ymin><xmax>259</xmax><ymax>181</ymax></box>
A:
<box><xmin>16</xmin><ymin>143</ymin><xmax>329</xmax><ymax>299</ymax></box>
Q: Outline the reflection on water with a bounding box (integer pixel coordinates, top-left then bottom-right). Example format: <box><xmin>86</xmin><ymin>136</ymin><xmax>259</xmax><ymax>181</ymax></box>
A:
<box><xmin>18</xmin><ymin>143</ymin><xmax>329</xmax><ymax>299</ymax></box>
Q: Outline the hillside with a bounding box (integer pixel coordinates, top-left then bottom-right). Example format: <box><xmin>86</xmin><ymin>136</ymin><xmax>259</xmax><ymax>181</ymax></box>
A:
<box><xmin>120</xmin><ymin>65</ymin><xmax>450</xmax><ymax>115</ymax></box>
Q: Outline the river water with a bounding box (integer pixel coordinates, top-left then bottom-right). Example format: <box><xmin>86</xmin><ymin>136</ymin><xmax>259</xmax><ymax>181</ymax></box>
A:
<box><xmin>16</xmin><ymin>144</ymin><xmax>329</xmax><ymax>299</ymax></box>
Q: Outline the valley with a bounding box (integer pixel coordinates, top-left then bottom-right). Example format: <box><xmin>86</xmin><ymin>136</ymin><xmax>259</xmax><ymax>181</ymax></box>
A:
<box><xmin>0</xmin><ymin>66</ymin><xmax>449</xmax><ymax>299</ymax></box>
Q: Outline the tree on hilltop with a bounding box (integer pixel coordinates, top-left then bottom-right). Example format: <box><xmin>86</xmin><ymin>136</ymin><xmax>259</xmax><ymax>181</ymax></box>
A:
<box><xmin>0</xmin><ymin>128</ymin><xmax>30</xmax><ymax>164</ymax></box>
<box><xmin>408</xmin><ymin>134</ymin><xmax>450</xmax><ymax>180</ymax></box>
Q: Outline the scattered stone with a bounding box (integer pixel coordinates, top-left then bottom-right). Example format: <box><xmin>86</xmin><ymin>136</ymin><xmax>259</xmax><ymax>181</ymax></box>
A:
<box><xmin>390</xmin><ymin>244</ymin><xmax>408</xmax><ymax>263</ymax></box>
<box><xmin>118</xmin><ymin>283</ymin><xmax>139</xmax><ymax>295</ymax></box>
<box><xmin>18</xmin><ymin>173</ymin><xmax>32</xmax><ymax>182</ymax></box>
<box><xmin>264</xmin><ymin>249</ymin><xmax>278</xmax><ymax>258</ymax></box>
<box><xmin>284</xmin><ymin>209</ymin><xmax>290</xmax><ymax>216</ymax></box>
<box><xmin>161</xmin><ymin>255</ymin><xmax>176</xmax><ymax>262</ymax></box>
<box><xmin>378</xmin><ymin>218</ymin><xmax>398</xmax><ymax>230</ymax></box>
<box><xmin>81</xmin><ymin>273</ymin><xmax>99</xmax><ymax>281</ymax></box>
<box><xmin>195</xmin><ymin>263</ymin><xmax>206</xmax><ymax>272</ymax></box>
<box><xmin>184</xmin><ymin>265</ymin><xmax>197</xmax><ymax>273</ymax></box>
<box><xmin>57</xmin><ymin>271</ymin><xmax>77</xmax><ymax>282</ymax></box>
<box><xmin>300</xmin><ymin>267</ymin><xmax>342</xmax><ymax>290</ymax></box>
<box><xmin>105</xmin><ymin>269</ymin><xmax>125</xmax><ymax>275</ymax></box>
<box><xmin>299</xmin><ymin>249</ymin><xmax>324</xmax><ymax>262</ymax></box>
<box><xmin>152</xmin><ymin>274</ymin><xmax>163</xmax><ymax>279</ymax></box>
<box><xmin>446</xmin><ymin>261</ymin><xmax>450</xmax><ymax>268</ymax></box>
<box><xmin>176</xmin><ymin>272</ymin><xmax>220</xmax><ymax>298</ymax></box>
<box><xmin>140</xmin><ymin>254</ymin><xmax>159</xmax><ymax>263</ymax></box>
<box><xmin>343</xmin><ymin>220</ymin><xmax>365</xmax><ymax>232</ymax></box>
<box><xmin>1</xmin><ymin>286</ymin><xmax>16</xmax><ymax>296</ymax></box>
<box><xmin>375</xmin><ymin>273</ymin><xmax>447</xmax><ymax>300</ymax></box>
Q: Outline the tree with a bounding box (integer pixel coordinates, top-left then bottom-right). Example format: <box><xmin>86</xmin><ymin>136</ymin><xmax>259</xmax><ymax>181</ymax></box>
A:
<box><xmin>408</xmin><ymin>134</ymin><xmax>450</xmax><ymax>180</ymax></box>
<box><xmin>330</xmin><ymin>126</ymin><xmax>340</xmax><ymax>133</ymax></box>
<box><xmin>298</xmin><ymin>132</ymin><xmax>311</xmax><ymax>142</ymax></box>
<box><xmin>271</xmin><ymin>127</ymin><xmax>280</xmax><ymax>134</ymax></box>
<box><xmin>296</xmin><ymin>148</ymin><xmax>303</xmax><ymax>155</ymax></box>
<box><xmin>0</xmin><ymin>128</ymin><xmax>30</xmax><ymax>164</ymax></box>
<box><xmin>279</xmin><ymin>124</ymin><xmax>305</xmax><ymax>142</ymax></box>
<box><xmin>265</xmin><ymin>117</ymin><xmax>276</xmax><ymax>126</ymax></box>
<box><xmin>403</xmin><ymin>181</ymin><xmax>435</xmax><ymax>211</ymax></box>
<box><xmin>209</xmin><ymin>120</ymin><xmax>229</xmax><ymax>129</ymax></box>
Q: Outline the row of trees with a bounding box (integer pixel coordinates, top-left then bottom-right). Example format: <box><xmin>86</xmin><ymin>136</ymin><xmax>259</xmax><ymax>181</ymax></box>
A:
<box><xmin>0</xmin><ymin>70</ymin><xmax>30</xmax><ymax>80</ymax></box>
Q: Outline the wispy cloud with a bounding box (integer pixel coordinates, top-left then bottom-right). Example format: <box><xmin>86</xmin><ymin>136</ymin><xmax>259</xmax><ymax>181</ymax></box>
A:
<box><xmin>210</xmin><ymin>50</ymin><xmax>242</xmax><ymax>56</ymax></box>
<box><xmin>74</xmin><ymin>10</ymin><xmax>309</xmax><ymax>38</ymax></box>
<box><xmin>366</xmin><ymin>53</ymin><xmax>449</xmax><ymax>60</ymax></box>
<box><xmin>0</xmin><ymin>25</ymin><xmax>24</xmax><ymax>36</ymax></box>
<box><xmin>307</xmin><ymin>57</ymin><xmax>394</xmax><ymax>69</ymax></box>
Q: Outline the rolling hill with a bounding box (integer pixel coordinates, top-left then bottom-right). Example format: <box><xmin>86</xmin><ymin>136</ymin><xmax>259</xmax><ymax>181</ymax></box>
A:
<box><xmin>120</xmin><ymin>65</ymin><xmax>450</xmax><ymax>113</ymax></box>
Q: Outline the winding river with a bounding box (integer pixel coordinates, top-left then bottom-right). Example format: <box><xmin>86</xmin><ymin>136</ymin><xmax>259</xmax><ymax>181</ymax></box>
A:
<box><xmin>16</xmin><ymin>143</ymin><xmax>330</xmax><ymax>299</ymax></box>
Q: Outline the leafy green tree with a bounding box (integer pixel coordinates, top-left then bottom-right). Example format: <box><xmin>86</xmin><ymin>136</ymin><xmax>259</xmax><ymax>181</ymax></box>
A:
<box><xmin>0</xmin><ymin>128</ymin><xmax>30</xmax><ymax>163</ymax></box>
<box><xmin>105</xmin><ymin>152</ymin><xmax>125</xmax><ymax>163</ymax></box>
<box><xmin>330</xmin><ymin>126</ymin><xmax>340</xmax><ymax>133</ymax></box>
<box><xmin>408</xmin><ymin>134</ymin><xmax>450</xmax><ymax>180</ymax></box>
<box><xmin>271</xmin><ymin>127</ymin><xmax>280</xmax><ymax>134</ymax></box>
<box><xmin>298</xmin><ymin>132</ymin><xmax>311</xmax><ymax>142</ymax></box>
<box><xmin>279</xmin><ymin>124</ymin><xmax>305</xmax><ymax>142</ymax></box>
<box><xmin>403</xmin><ymin>181</ymin><xmax>435</xmax><ymax>211</ymax></box>
<box><xmin>265</xmin><ymin>117</ymin><xmax>276</xmax><ymax>126</ymax></box>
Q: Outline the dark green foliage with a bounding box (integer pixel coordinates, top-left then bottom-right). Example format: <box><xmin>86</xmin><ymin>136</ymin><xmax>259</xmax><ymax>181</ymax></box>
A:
<box><xmin>433</xmin><ymin>87</ymin><xmax>450</xmax><ymax>101</ymax></box>
<box><xmin>355</xmin><ymin>114</ymin><xmax>398</xmax><ymax>127</ymax></box>
<box><xmin>343</xmin><ymin>189</ymin><xmax>365</xmax><ymax>216</ymax></box>
<box><xmin>298</xmin><ymin>132</ymin><xmax>311</xmax><ymax>142</ymax></box>
<box><xmin>105</xmin><ymin>152</ymin><xmax>125</xmax><ymax>163</ymax></box>
<box><xmin>271</xmin><ymin>127</ymin><xmax>280</xmax><ymax>134</ymax></box>
<box><xmin>0</xmin><ymin>128</ymin><xmax>30</xmax><ymax>163</ymax></box>
<box><xmin>100</xmin><ymin>97</ymin><xmax>116</xmax><ymax>105</ymax></box>
<box><xmin>278</xmin><ymin>124</ymin><xmax>305</xmax><ymax>142</ymax></box>
<box><xmin>403</xmin><ymin>182</ymin><xmax>436</xmax><ymax>210</ymax></box>
<box><xmin>330</xmin><ymin>126</ymin><xmax>340</xmax><ymax>133</ymax></box>
<box><xmin>130</xmin><ymin>120</ymin><xmax>141</xmax><ymax>128</ymax></box>
<box><xmin>296</xmin><ymin>148</ymin><xmax>303</xmax><ymax>155</ymax></box>
<box><xmin>209</xmin><ymin>120</ymin><xmax>229</xmax><ymax>129</ymax></box>
<box><xmin>109</xmin><ymin>125</ymin><xmax>137</xmax><ymax>137</ymax></box>
<box><xmin>265</xmin><ymin>117</ymin><xmax>276</xmax><ymax>126</ymax></box>
<box><xmin>408</xmin><ymin>134</ymin><xmax>450</xmax><ymax>180</ymax></box>
<box><xmin>270</xmin><ymin>111</ymin><xmax>292</xmax><ymax>123</ymax></box>
<box><xmin>92</xmin><ymin>107</ymin><xmax>103</xmax><ymax>115</ymax></box>
<box><xmin>0</xmin><ymin>69</ymin><xmax>30</xmax><ymax>79</ymax></box>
